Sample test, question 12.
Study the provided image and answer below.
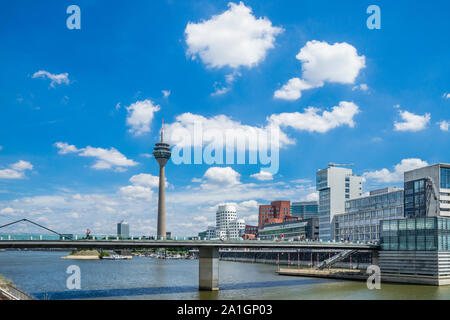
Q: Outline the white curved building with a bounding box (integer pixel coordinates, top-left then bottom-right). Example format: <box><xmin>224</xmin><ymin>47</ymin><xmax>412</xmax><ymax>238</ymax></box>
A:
<box><xmin>208</xmin><ymin>204</ymin><xmax>245</xmax><ymax>240</ymax></box>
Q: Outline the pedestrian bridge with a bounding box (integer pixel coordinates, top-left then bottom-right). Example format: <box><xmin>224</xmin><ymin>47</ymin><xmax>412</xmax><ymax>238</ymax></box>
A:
<box><xmin>0</xmin><ymin>239</ymin><xmax>379</xmax><ymax>291</ymax></box>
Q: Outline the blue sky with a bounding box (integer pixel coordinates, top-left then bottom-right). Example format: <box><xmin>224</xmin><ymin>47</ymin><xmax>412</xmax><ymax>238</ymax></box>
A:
<box><xmin>0</xmin><ymin>0</ymin><xmax>449</xmax><ymax>236</ymax></box>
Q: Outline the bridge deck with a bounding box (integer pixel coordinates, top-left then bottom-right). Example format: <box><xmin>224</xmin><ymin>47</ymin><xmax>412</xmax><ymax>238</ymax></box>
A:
<box><xmin>0</xmin><ymin>240</ymin><xmax>379</xmax><ymax>250</ymax></box>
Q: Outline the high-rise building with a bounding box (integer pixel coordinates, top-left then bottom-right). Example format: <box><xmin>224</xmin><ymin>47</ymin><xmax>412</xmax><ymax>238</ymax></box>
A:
<box><xmin>404</xmin><ymin>163</ymin><xmax>450</xmax><ymax>218</ymax></box>
<box><xmin>334</xmin><ymin>187</ymin><xmax>404</xmax><ymax>243</ymax></box>
<box><xmin>153</xmin><ymin>121</ymin><xmax>171</xmax><ymax>239</ymax></box>
<box><xmin>258</xmin><ymin>201</ymin><xmax>291</xmax><ymax>229</ymax></box>
<box><xmin>117</xmin><ymin>220</ymin><xmax>130</xmax><ymax>238</ymax></box>
<box><xmin>316</xmin><ymin>165</ymin><xmax>363</xmax><ymax>241</ymax></box>
<box><xmin>291</xmin><ymin>201</ymin><xmax>319</xmax><ymax>219</ymax></box>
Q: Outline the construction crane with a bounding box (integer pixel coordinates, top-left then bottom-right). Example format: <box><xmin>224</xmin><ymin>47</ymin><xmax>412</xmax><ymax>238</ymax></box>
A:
<box><xmin>328</xmin><ymin>163</ymin><xmax>355</xmax><ymax>167</ymax></box>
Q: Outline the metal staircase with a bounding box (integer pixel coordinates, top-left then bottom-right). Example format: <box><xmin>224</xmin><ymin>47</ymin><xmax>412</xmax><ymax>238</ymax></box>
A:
<box><xmin>316</xmin><ymin>250</ymin><xmax>357</xmax><ymax>270</ymax></box>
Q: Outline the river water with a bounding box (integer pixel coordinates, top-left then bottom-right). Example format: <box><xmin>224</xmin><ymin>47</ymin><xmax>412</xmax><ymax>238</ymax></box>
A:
<box><xmin>0</xmin><ymin>251</ymin><xmax>449</xmax><ymax>300</ymax></box>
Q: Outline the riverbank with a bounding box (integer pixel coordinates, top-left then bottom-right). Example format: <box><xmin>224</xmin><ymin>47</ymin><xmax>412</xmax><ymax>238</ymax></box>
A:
<box><xmin>62</xmin><ymin>249</ymin><xmax>100</xmax><ymax>260</ymax></box>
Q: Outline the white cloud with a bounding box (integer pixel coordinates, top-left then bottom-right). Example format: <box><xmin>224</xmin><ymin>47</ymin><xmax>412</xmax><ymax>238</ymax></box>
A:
<box><xmin>211</xmin><ymin>71</ymin><xmax>242</xmax><ymax>96</ymax></box>
<box><xmin>32</xmin><ymin>70</ymin><xmax>70</xmax><ymax>87</ymax></box>
<box><xmin>268</xmin><ymin>101</ymin><xmax>360</xmax><ymax>133</ymax></box>
<box><xmin>394</xmin><ymin>110</ymin><xmax>431</xmax><ymax>132</ymax></box>
<box><xmin>129</xmin><ymin>173</ymin><xmax>165</xmax><ymax>188</ymax></box>
<box><xmin>352</xmin><ymin>83</ymin><xmax>369</xmax><ymax>92</ymax></box>
<box><xmin>126</xmin><ymin>99</ymin><xmax>161</xmax><ymax>136</ymax></box>
<box><xmin>363</xmin><ymin>158</ymin><xmax>429</xmax><ymax>183</ymax></box>
<box><xmin>119</xmin><ymin>185</ymin><xmax>153</xmax><ymax>200</ymax></box>
<box><xmin>0</xmin><ymin>207</ymin><xmax>17</xmax><ymax>215</ymax></box>
<box><xmin>0</xmin><ymin>161</ymin><xmax>33</xmax><ymax>179</ymax></box>
<box><xmin>438</xmin><ymin>120</ymin><xmax>449</xmax><ymax>131</ymax></box>
<box><xmin>185</xmin><ymin>2</ymin><xmax>283</xmax><ymax>69</ymax></box>
<box><xmin>55</xmin><ymin>142</ymin><xmax>138</xmax><ymax>171</ymax></box>
<box><xmin>275</xmin><ymin>41</ymin><xmax>366</xmax><ymax>100</ymax></box>
<box><xmin>303</xmin><ymin>192</ymin><xmax>319</xmax><ymax>201</ymax></box>
<box><xmin>273</xmin><ymin>78</ymin><xmax>314</xmax><ymax>101</ymax></box>
<box><xmin>443</xmin><ymin>93</ymin><xmax>450</xmax><ymax>99</ymax></box>
<box><xmin>162</xmin><ymin>90</ymin><xmax>171</xmax><ymax>98</ymax></box>
<box><xmin>250</xmin><ymin>170</ymin><xmax>273</xmax><ymax>181</ymax></box>
<box><xmin>54</xmin><ymin>142</ymin><xmax>79</xmax><ymax>154</ymax></box>
<box><xmin>201</xmin><ymin>167</ymin><xmax>241</xmax><ymax>189</ymax></box>
<box><xmin>239</xmin><ymin>200</ymin><xmax>258</xmax><ymax>209</ymax></box>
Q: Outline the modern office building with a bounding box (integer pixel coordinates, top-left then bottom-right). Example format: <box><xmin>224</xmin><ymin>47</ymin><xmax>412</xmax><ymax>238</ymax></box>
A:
<box><xmin>117</xmin><ymin>220</ymin><xmax>130</xmax><ymax>238</ymax></box>
<box><xmin>291</xmin><ymin>201</ymin><xmax>319</xmax><ymax>219</ymax></box>
<box><xmin>199</xmin><ymin>204</ymin><xmax>246</xmax><ymax>240</ymax></box>
<box><xmin>377</xmin><ymin>163</ymin><xmax>450</xmax><ymax>285</ymax></box>
<box><xmin>404</xmin><ymin>163</ymin><xmax>450</xmax><ymax>218</ymax></box>
<box><xmin>259</xmin><ymin>201</ymin><xmax>291</xmax><ymax>229</ymax></box>
<box><xmin>380</xmin><ymin>216</ymin><xmax>450</xmax><ymax>285</ymax></box>
<box><xmin>258</xmin><ymin>218</ymin><xmax>319</xmax><ymax>241</ymax></box>
<box><xmin>334</xmin><ymin>188</ymin><xmax>404</xmax><ymax>243</ymax></box>
<box><xmin>316</xmin><ymin>165</ymin><xmax>363</xmax><ymax>241</ymax></box>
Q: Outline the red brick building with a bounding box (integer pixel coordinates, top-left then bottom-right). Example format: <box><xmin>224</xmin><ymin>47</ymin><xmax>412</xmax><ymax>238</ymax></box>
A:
<box><xmin>258</xmin><ymin>201</ymin><xmax>295</xmax><ymax>229</ymax></box>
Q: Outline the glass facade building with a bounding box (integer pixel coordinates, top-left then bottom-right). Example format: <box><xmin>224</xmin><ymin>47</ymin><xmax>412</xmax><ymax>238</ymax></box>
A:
<box><xmin>380</xmin><ymin>217</ymin><xmax>450</xmax><ymax>251</ymax></box>
<box><xmin>291</xmin><ymin>201</ymin><xmax>319</xmax><ymax>219</ymax></box>
<box><xmin>258</xmin><ymin>218</ymin><xmax>319</xmax><ymax>241</ymax></box>
<box><xmin>334</xmin><ymin>188</ymin><xmax>404</xmax><ymax>243</ymax></box>
<box><xmin>316</xmin><ymin>166</ymin><xmax>363</xmax><ymax>241</ymax></box>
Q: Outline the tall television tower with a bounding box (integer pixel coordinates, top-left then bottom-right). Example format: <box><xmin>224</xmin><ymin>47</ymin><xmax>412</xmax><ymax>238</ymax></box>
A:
<box><xmin>153</xmin><ymin>120</ymin><xmax>171</xmax><ymax>239</ymax></box>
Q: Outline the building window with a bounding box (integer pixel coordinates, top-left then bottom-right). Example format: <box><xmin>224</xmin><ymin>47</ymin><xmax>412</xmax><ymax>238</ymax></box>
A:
<box><xmin>441</xmin><ymin>167</ymin><xmax>450</xmax><ymax>189</ymax></box>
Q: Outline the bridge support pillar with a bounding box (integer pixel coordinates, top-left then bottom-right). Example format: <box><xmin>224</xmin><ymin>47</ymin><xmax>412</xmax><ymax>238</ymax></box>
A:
<box><xmin>199</xmin><ymin>247</ymin><xmax>219</xmax><ymax>291</ymax></box>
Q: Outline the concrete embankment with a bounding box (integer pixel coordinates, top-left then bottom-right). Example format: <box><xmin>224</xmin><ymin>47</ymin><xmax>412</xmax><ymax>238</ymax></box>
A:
<box><xmin>277</xmin><ymin>268</ymin><xmax>368</xmax><ymax>281</ymax></box>
<box><xmin>0</xmin><ymin>275</ymin><xmax>34</xmax><ymax>300</ymax></box>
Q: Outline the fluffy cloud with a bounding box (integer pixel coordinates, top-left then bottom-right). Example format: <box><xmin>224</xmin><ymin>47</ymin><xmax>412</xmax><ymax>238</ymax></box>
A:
<box><xmin>129</xmin><ymin>173</ymin><xmax>160</xmax><ymax>188</ymax></box>
<box><xmin>185</xmin><ymin>2</ymin><xmax>283</xmax><ymax>69</ymax></box>
<box><xmin>268</xmin><ymin>101</ymin><xmax>359</xmax><ymax>133</ymax></box>
<box><xmin>394</xmin><ymin>110</ymin><xmax>431</xmax><ymax>132</ymax></box>
<box><xmin>273</xmin><ymin>78</ymin><xmax>314</xmax><ymax>101</ymax></box>
<box><xmin>55</xmin><ymin>142</ymin><xmax>138</xmax><ymax>171</ymax></box>
<box><xmin>0</xmin><ymin>160</ymin><xmax>33</xmax><ymax>179</ymax></box>
<box><xmin>162</xmin><ymin>90</ymin><xmax>171</xmax><ymax>98</ymax></box>
<box><xmin>32</xmin><ymin>70</ymin><xmax>70</xmax><ymax>87</ymax></box>
<box><xmin>126</xmin><ymin>99</ymin><xmax>161</xmax><ymax>136</ymax></box>
<box><xmin>303</xmin><ymin>192</ymin><xmax>319</xmax><ymax>201</ymax></box>
<box><xmin>443</xmin><ymin>93</ymin><xmax>450</xmax><ymax>99</ymax></box>
<box><xmin>363</xmin><ymin>158</ymin><xmax>429</xmax><ymax>183</ymax></box>
<box><xmin>119</xmin><ymin>185</ymin><xmax>153</xmax><ymax>200</ymax></box>
<box><xmin>250</xmin><ymin>170</ymin><xmax>273</xmax><ymax>181</ymax></box>
<box><xmin>275</xmin><ymin>41</ymin><xmax>366</xmax><ymax>100</ymax></box>
<box><xmin>438</xmin><ymin>120</ymin><xmax>449</xmax><ymax>131</ymax></box>
<box><xmin>201</xmin><ymin>167</ymin><xmax>241</xmax><ymax>189</ymax></box>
